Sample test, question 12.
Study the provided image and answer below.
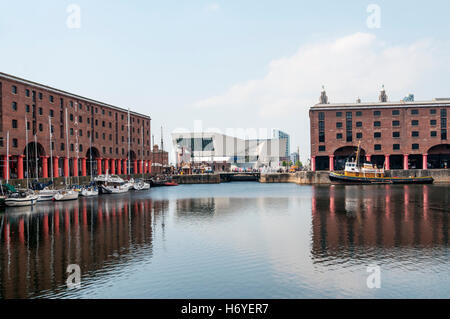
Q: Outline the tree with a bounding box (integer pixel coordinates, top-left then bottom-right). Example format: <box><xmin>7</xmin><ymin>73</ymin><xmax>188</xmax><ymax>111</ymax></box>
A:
<box><xmin>295</xmin><ymin>160</ymin><xmax>303</xmax><ymax>168</ymax></box>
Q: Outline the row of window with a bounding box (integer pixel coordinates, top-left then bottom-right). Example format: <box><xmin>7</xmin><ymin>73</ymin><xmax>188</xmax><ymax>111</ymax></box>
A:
<box><xmin>336</xmin><ymin>131</ymin><xmax>440</xmax><ymax>140</ymax></box>
<box><xmin>3</xmin><ymin>138</ymin><xmax>151</xmax><ymax>157</ymax></box>
<box><xmin>319</xmin><ymin>144</ymin><xmax>421</xmax><ymax>152</ymax></box>
<box><xmin>10</xmin><ymin>83</ymin><xmax>150</xmax><ymax>126</ymax></box>
<box><xmin>11</xmin><ymin>120</ymin><xmax>150</xmax><ymax>145</ymax></box>
<box><xmin>334</xmin><ymin>109</ymin><xmax>447</xmax><ymax>117</ymax></box>
<box><xmin>335</xmin><ymin>119</ymin><xmax>445</xmax><ymax>128</ymax></box>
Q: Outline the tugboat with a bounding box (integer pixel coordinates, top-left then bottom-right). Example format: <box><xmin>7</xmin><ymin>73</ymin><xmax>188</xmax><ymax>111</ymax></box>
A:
<box><xmin>329</xmin><ymin>143</ymin><xmax>434</xmax><ymax>185</ymax></box>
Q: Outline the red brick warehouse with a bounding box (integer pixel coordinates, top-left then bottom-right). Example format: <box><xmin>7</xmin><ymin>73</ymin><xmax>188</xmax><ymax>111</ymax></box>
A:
<box><xmin>309</xmin><ymin>87</ymin><xmax>450</xmax><ymax>171</ymax></box>
<box><xmin>0</xmin><ymin>72</ymin><xmax>152</xmax><ymax>180</ymax></box>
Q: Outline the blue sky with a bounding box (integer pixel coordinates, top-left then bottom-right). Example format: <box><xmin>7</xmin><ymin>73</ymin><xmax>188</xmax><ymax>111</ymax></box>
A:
<box><xmin>1</xmin><ymin>1</ymin><xmax>450</xmax><ymax>163</ymax></box>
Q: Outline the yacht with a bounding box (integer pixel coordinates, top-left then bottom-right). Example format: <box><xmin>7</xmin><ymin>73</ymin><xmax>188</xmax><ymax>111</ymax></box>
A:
<box><xmin>5</xmin><ymin>190</ymin><xmax>39</xmax><ymax>207</ymax></box>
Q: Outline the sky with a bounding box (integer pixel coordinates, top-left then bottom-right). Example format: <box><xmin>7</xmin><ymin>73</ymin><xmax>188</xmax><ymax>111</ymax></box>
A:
<box><xmin>1</xmin><ymin>0</ymin><xmax>450</xmax><ymax>164</ymax></box>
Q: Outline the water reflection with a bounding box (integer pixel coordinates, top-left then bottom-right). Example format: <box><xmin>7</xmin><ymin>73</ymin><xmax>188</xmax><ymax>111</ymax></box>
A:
<box><xmin>0</xmin><ymin>195</ymin><xmax>165</xmax><ymax>299</ymax></box>
<box><xmin>0</xmin><ymin>183</ymin><xmax>448</xmax><ymax>299</ymax></box>
<box><xmin>311</xmin><ymin>185</ymin><xmax>449</xmax><ymax>262</ymax></box>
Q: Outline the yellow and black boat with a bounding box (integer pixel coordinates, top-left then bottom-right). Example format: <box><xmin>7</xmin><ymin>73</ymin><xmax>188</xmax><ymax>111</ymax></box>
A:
<box><xmin>329</xmin><ymin>144</ymin><xmax>434</xmax><ymax>185</ymax></box>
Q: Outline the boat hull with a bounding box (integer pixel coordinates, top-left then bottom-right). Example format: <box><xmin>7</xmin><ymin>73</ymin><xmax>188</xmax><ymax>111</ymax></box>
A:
<box><xmin>329</xmin><ymin>172</ymin><xmax>434</xmax><ymax>185</ymax></box>
<box><xmin>5</xmin><ymin>196</ymin><xmax>39</xmax><ymax>207</ymax></box>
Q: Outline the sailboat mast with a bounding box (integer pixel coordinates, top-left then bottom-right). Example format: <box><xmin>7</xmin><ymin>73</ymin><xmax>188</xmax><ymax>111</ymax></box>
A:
<box><xmin>49</xmin><ymin>116</ymin><xmax>54</xmax><ymax>185</ymax></box>
<box><xmin>127</xmin><ymin>108</ymin><xmax>130</xmax><ymax>176</ymax></box>
<box><xmin>89</xmin><ymin>135</ymin><xmax>93</xmax><ymax>181</ymax></box>
<box><xmin>25</xmin><ymin>115</ymin><xmax>29</xmax><ymax>188</ymax></box>
<box><xmin>141</xmin><ymin>125</ymin><xmax>144</xmax><ymax>179</ymax></box>
<box><xmin>65</xmin><ymin>108</ymin><xmax>69</xmax><ymax>186</ymax></box>
<box><xmin>34</xmin><ymin>134</ymin><xmax>38</xmax><ymax>179</ymax></box>
<box><xmin>6</xmin><ymin>131</ymin><xmax>9</xmax><ymax>184</ymax></box>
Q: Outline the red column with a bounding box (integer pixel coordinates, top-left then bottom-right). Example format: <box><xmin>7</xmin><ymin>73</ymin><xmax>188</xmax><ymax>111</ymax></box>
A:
<box><xmin>385</xmin><ymin>155</ymin><xmax>390</xmax><ymax>170</ymax></box>
<box><xmin>104</xmin><ymin>158</ymin><xmax>109</xmax><ymax>174</ymax></box>
<box><xmin>42</xmin><ymin>156</ymin><xmax>48</xmax><ymax>178</ymax></box>
<box><xmin>81</xmin><ymin>158</ymin><xmax>87</xmax><ymax>177</ymax></box>
<box><xmin>54</xmin><ymin>156</ymin><xmax>59</xmax><ymax>178</ymax></box>
<box><xmin>64</xmin><ymin>157</ymin><xmax>69</xmax><ymax>178</ymax></box>
<box><xmin>148</xmin><ymin>160</ymin><xmax>152</xmax><ymax>174</ymax></box>
<box><xmin>123</xmin><ymin>159</ymin><xmax>127</xmax><ymax>175</ymax></box>
<box><xmin>18</xmin><ymin>155</ymin><xmax>24</xmax><ymax>179</ymax></box>
<box><xmin>311</xmin><ymin>156</ymin><xmax>316</xmax><ymax>172</ymax></box>
<box><xmin>117</xmin><ymin>159</ymin><xmax>122</xmax><ymax>175</ymax></box>
<box><xmin>134</xmin><ymin>160</ymin><xmax>138</xmax><ymax>174</ymax></box>
<box><xmin>139</xmin><ymin>160</ymin><xmax>144</xmax><ymax>174</ymax></box>
<box><xmin>97</xmin><ymin>158</ymin><xmax>102</xmax><ymax>175</ymax></box>
<box><xmin>423</xmin><ymin>154</ymin><xmax>428</xmax><ymax>170</ymax></box>
<box><xmin>403</xmin><ymin>154</ymin><xmax>409</xmax><ymax>170</ymax></box>
<box><xmin>3</xmin><ymin>155</ymin><xmax>9</xmax><ymax>180</ymax></box>
<box><xmin>111</xmin><ymin>159</ymin><xmax>116</xmax><ymax>175</ymax></box>
<box><xmin>366</xmin><ymin>155</ymin><xmax>371</xmax><ymax>163</ymax></box>
<box><xmin>73</xmin><ymin>158</ymin><xmax>78</xmax><ymax>177</ymax></box>
<box><xmin>329</xmin><ymin>155</ymin><xmax>334</xmax><ymax>171</ymax></box>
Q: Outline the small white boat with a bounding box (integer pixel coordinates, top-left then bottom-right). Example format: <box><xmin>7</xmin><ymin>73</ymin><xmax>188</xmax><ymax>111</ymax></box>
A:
<box><xmin>5</xmin><ymin>191</ymin><xmax>39</xmax><ymax>207</ymax></box>
<box><xmin>132</xmin><ymin>179</ymin><xmax>150</xmax><ymax>191</ymax></box>
<box><xmin>53</xmin><ymin>189</ymin><xmax>79</xmax><ymax>201</ymax></box>
<box><xmin>80</xmin><ymin>186</ymin><xmax>99</xmax><ymax>197</ymax></box>
<box><xmin>94</xmin><ymin>174</ymin><xmax>125</xmax><ymax>184</ymax></box>
<box><xmin>100</xmin><ymin>183</ymin><xmax>130</xmax><ymax>194</ymax></box>
<box><xmin>37</xmin><ymin>188</ymin><xmax>59</xmax><ymax>202</ymax></box>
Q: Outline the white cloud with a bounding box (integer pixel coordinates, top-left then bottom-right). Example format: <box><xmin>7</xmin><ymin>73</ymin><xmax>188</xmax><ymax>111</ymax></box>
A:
<box><xmin>193</xmin><ymin>32</ymin><xmax>449</xmax><ymax>161</ymax></box>
<box><xmin>204</xmin><ymin>3</ymin><xmax>220</xmax><ymax>13</ymax></box>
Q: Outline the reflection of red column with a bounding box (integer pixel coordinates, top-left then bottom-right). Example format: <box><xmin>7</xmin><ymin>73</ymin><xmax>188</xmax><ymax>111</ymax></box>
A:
<box><xmin>81</xmin><ymin>158</ymin><xmax>87</xmax><ymax>177</ymax></box>
<box><xmin>54</xmin><ymin>156</ymin><xmax>59</xmax><ymax>178</ymax></box>
<box><xmin>117</xmin><ymin>159</ymin><xmax>122</xmax><ymax>175</ymax></box>
<box><xmin>73</xmin><ymin>158</ymin><xmax>78</xmax><ymax>177</ymax></box>
<box><xmin>329</xmin><ymin>156</ymin><xmax>334</xmax><ymax>172</ymax></box>
<box><xmin>423</xmin><ymin>185</ymin><xmax>429</xmax><ymax>220</ymax></box>
<box><xmin>74</xmin><ymin>204</ymin><xmax>79</xmax><ymax>227</ymax></box>
<box><xmin>97</xmin><ymin>158</ymin><xmax>102</xmax><ymax>175</ymax></box>
<box><xmin>404</xmin><ymin>185</ymin><xmax>409</xmax><ymax>221</ymax></box>
<box><xmin>65</xmin><ymin>208</ymin><xmax>70</xmax><ymax>230</ymax></box>
<box><xmin>82</xmin><ymin>204</ymin><xmax>87</xmax><ymax>226</ymax></box>
<box><xmin>43</xmin><ymin>214</ymin><xmax>49</xmax><ymax>239</ymax></box>
<box><xmin>134</xmin><ymin>160</ymin><xmax>138</xmax><ymax>174</ymax></box>
<box><xmin>311</xmin><ymin>156</ymin><xmax>316</xmax><ymax>172</ymax></box>
<box><xmin>18</xmin><ymin>155</ymin><xmax>24</xmax><ymax>179</ymax></box>
<box><xmin>104</xmin><ymin>158</ymin><xmax>109</xmax><ymax>174</ymax></box>
<box><xmin>385</xmin><ymin>154</ymin><xmax>390</xmax><ymax>170</ymax></box>
<box><xmin>4</xmin><ymin>223</ymin><xmax>10</xmax><ymax>242</ymax></box>
<box><xmin>42</xmin><ymin>156</ymin><xmax>49</xmax><ymax>178</ymax></box>
<box><xmin>19</xmin><ymin>218</ymin><xmax>25</xmax><ymax>243</ymax></box>
<box><xmin>423</xmin><ymin>154</ymin><xmax>428</xmax><ymax>170</ymax></box>
<box><xmin>385</xmin><ymin>185</ymin><xmax>391</xmax><ymax>218</ymax></box>
<box><xmin>403</xmin><ymin>154</ymin><xmax>409</xmax><ymax>170</ymax></box>
<box><xmin>64</xmin><ymin>157</ymin><xmax>69</xmax><ymax>177</ymax></box>
<box><xmin>111</xmin><ymin>159</ymin><xmax>116</xmax><ymax>175</ymax></box>
<box><xmin>55</xmin><ymin>209</ymin><xmax>60</xmax><ymax>235</ymax></box>
<box><xmin>3</xmin><ymin>155</ymin><xmax>9</xmax><ymax>180</ymax></box>
<box><xmin>329</xmin><ymin>186</ymin><xmax>335</xmax><ymax>217</ymax></box>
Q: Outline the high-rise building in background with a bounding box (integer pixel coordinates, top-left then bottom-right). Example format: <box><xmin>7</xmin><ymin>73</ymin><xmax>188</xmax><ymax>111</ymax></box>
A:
<box><xmin>272</xmin><ymin>129</ymin><xmax>290</xmax><ymax>161</ymax></box>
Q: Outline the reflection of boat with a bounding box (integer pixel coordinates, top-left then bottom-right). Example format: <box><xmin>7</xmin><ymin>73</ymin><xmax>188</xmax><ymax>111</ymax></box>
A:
<box><xmin>53</xmin><ymin>189</ymin><xmax>79</xmax><ymax>201</ymax></box>
<box><xmin>329</xmin><ymin>142</ymin><xmax>434</xmax><ymax>185</ymax></box>
<box><xmin>37</xmin><ymin>188</ymin><xmax>59</xmax><ymax>202</ymax></box>
<box><xmin>5</xmin><ymin>191</ymin><xmax>39</xmax><ymax>207</ymax></box>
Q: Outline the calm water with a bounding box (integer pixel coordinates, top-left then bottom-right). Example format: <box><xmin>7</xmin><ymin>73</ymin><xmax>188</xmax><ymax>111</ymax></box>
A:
<box><xmin>0</xmin><ymin>183</ymin><xmax>448</xmax><ymax>299</ymax></box>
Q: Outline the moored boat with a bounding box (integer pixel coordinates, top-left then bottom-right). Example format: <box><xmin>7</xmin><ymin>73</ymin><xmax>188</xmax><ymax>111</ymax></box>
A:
<box><xmin>5</xmin><ymin>191</ymin><xmax>39</xmax><ymax>207</ymax></box>
<box><xmin>80</xmin><ymin>186</ymin><xmax>99</xmax><ymax>197</ymax></box>
<box><xmin>37</xmin><ymin>188</ymin><xmax>59</xmax><ymax>202</ymax></box>
<box><xmin>329</xmin><ymin>143</ymin><xmax>434</xmax><ymax>185</ymax></box>
<box><xmin>53</xmin><ymin>189</ymin><xmax>79</xmax><ymax>201</ymax></box>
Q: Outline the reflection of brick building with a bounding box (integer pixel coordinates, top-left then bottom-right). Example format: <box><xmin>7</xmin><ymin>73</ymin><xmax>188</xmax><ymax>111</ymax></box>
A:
<box><xmin>310</xmin><ymin>87</ymin><xmax>450</xmax><ymax>171</ymax></box>
<box><xmin>0</xmin><ymin>72</ymin><xmax>152</xmax><ymax>180</ymax></box>
<box><xmin>151</xmin><ymin>145</ymin><xmax>168</xmax><ymax>175</ymax></box>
